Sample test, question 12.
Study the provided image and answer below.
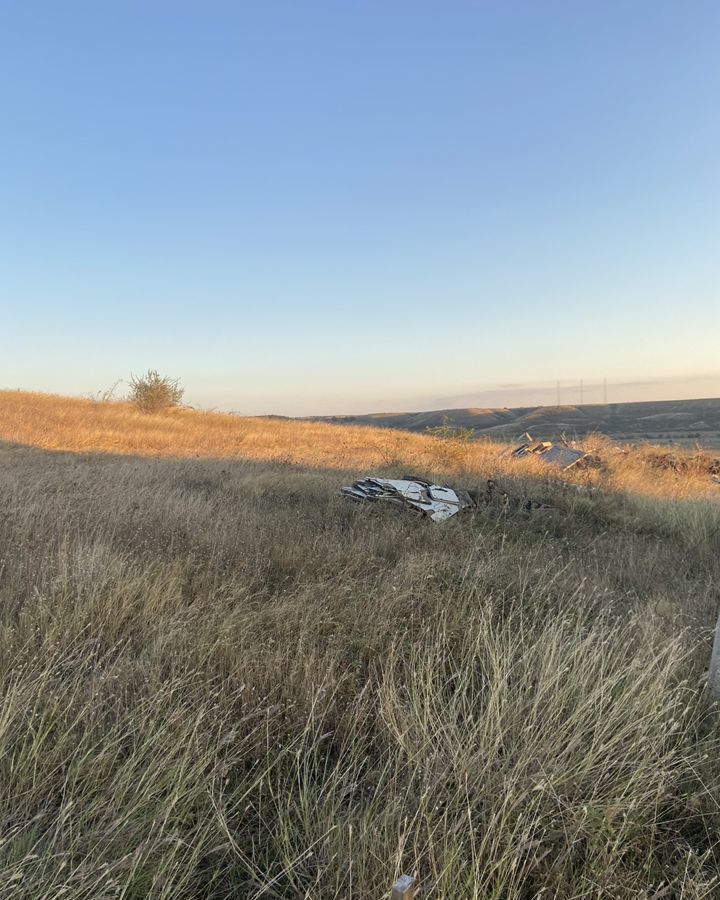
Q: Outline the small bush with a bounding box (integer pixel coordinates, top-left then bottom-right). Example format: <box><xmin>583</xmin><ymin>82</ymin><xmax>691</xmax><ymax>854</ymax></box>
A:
<box><xmin>128</xmin><ymin>369</ymin><xmax>184</xmax><ymax>413</ymax></box>
<box><xmin>425</xmin><ymin>415</ymin><xmax>476</xmax><ymax>443</ymax></box>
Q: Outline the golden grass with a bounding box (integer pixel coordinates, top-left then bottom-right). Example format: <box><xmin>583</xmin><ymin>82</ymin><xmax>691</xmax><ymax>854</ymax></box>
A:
<box><xmin>1</xmin><ymin>390</ymin><xmax>718</xmax><ymax>502</ymax></box>
<box><xmin>0</xmin><ymin>390</ymin><xmax>480</xmax><ymax>466</ymax></box>
<box><xmin>1</xmin><ymin>391</ymin><xmax>720</xmax><ymax>896</ymax></box>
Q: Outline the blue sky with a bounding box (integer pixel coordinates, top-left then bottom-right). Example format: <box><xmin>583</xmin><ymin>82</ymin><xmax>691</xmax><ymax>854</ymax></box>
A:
<box><xmin>1</xmin><ymin>1</ymin><xmax>718</xmax><ymax>414</ymax></box>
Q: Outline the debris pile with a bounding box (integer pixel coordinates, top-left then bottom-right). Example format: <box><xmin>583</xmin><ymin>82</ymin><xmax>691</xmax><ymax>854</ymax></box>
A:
<box><xmin>510</xmin><ymin>434</ymin><xmax>594</xmax><ymax>470</ymax></box>
<box><xmin>645</xmin><ymin>451</ymin><xmax>689</xmax><ymax>472</ymax></box>
<box><xmin>341</xmin><ymin>476</ymin><xmax>474</xmax><ymax>522</ymax></box>
<box><xmin>342</xmin><ymin>475</ymin><xmax>557</xmax><ymax>522</ymax></box>
<box><xmin>645</xmin><ymin>450</ymin><xmax>720</xmax><ymax>476</ymax></box>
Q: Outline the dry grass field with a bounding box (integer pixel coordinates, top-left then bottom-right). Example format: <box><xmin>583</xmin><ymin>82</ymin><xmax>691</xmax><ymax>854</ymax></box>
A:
<box><xmin>1</xmin><ymin>391</ymin><xmax>720</xmax><ymax>898</ymax></box>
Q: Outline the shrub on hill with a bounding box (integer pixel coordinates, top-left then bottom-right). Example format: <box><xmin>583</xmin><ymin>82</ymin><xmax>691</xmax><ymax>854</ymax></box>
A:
<box><xmin>128</xmin><ymin>369</ymin><xmax>184</xmax><ymax>413</ymax></box>
<box><xmin>425</xmin><ymin>415</ymin><xmax>476</xmax><ymax>443</ymax></box>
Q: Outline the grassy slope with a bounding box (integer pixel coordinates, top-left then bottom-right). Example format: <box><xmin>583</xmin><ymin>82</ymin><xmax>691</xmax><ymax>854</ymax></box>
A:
<box><xmin>1</xmin><ymin>390</ymin><xmax>718</xmax><ymax>501</ymax></box>
<box><xmin>1</xmin><ymin>392</ymin><xmax>720</xmax><ymax>898</ymax></box>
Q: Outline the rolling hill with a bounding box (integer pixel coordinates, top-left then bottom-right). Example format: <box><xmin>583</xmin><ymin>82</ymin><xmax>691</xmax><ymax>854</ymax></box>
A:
<box><xmin>310</xmin><ymin>397</ymin><xmax>720</xmax><ymax>446</ymax></box>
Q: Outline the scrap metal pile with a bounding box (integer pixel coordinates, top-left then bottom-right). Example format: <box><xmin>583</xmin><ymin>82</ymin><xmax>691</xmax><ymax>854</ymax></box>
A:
<box><xmin>341</xmin><ymin>476</ymin><xmax>474</xmax><ymax>522</ymax></box>
<box><xmin>510</xmin><ymin>435</ymin><xmax>593</xmax><ymax>470</ymax></box>
<box><xmin>341</xmin><ymin>475</ymin><xmax>557</xmax><ymax>523</ymax></box>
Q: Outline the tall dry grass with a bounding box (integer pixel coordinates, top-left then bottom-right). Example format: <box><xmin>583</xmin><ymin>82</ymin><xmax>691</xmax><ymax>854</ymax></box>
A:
<box><xmin>0</xmin><ymin>394</ymin><xmax>720</xmax><ymax>897</ymax></box>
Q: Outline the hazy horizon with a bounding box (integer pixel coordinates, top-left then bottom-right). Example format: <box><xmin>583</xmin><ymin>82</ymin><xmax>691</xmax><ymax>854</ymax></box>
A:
<box><xmin>216</xmin><ymin>371</ymin><xmax>720</xmax><ymax>416</ymax></box>
<box><xmin>4</xmin><ymin>370</ymin><xmax>719</xmax><ymax>418</ymax></box>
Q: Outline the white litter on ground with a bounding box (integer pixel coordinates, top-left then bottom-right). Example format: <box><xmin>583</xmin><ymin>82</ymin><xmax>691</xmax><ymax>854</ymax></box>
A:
<box><xmin>341</xmin><ymin>475</ymin><xmax>474</xmax><ymax>522</ymax></box>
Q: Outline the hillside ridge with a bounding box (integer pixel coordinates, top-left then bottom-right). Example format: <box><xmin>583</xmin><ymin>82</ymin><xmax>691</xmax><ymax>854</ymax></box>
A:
<box><xmin>307</xmin><ymin>396</ymin><xmax>720</xmax><ymax>446</ymax></box>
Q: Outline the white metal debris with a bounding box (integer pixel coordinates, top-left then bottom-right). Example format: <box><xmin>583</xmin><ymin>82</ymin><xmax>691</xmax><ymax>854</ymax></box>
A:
<box><xmin>511</xmin><ymin>436</ymin><xmax>590</xmax><ymax>470</ymax></box>
<box><xmin>341</xmin><ymin>475</ymin><xmax>473</xmax><ymax>522</ymax></box>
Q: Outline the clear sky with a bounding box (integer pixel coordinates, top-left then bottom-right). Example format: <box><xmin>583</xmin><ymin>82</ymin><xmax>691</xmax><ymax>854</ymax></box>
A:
<box><xmin>1</xmin><ymin>1</ymin><xmax>718</xmax><ymax>415</ymax></box>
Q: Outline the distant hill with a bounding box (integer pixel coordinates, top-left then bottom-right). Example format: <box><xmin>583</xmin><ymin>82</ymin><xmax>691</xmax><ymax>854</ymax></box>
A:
<box><xmin>308</xmin><ymin>398</ymin><xmax>720</xmax><ymax>447</ymax></box>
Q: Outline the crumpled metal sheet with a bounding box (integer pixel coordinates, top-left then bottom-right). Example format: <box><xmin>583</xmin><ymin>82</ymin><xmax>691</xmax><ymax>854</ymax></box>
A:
<box><xmin>537</xmin><ymin>445</ymin><xmax>587</xmax><ymax>468</ymax></box>
<box><xmin>511</xmin><ymin>438</ymin><xmax>588</xmax><ymax>470</ymax></box>
<box><xmin>341</xmin><ymin>475</ymin><xmax>473</xmax><ymax>522</ymax></box>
